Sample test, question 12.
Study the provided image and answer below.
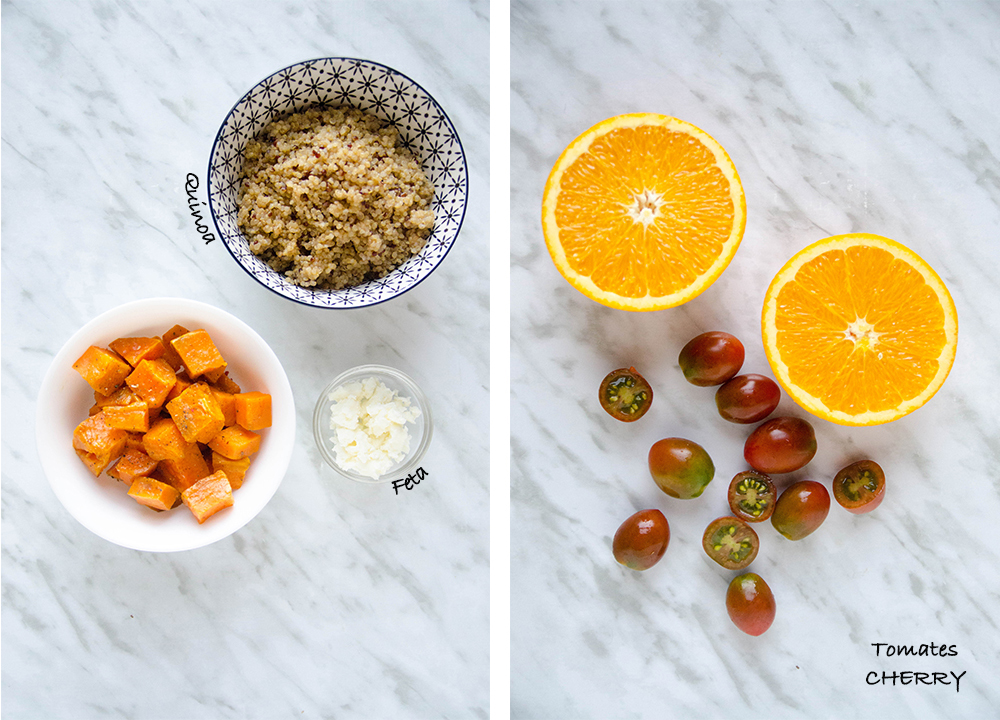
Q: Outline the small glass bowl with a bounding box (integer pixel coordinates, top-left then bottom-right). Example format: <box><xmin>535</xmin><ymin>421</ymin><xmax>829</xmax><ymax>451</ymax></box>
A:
<box><xmin>312</xmin><ymin>364</ymin><xmax>433</xmax><ymax>483</ymax></box>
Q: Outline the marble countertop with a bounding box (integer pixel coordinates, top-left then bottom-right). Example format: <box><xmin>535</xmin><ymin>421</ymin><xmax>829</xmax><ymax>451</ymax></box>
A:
<box><xmin>2</xmin><ymin>1</ymin><xmax>489</xmax><ymax>718</ymax></box>
<box><xmin>511</xmin><ymin>2</ymin><xmax>1000</xmax><ymax>719</ymax></box>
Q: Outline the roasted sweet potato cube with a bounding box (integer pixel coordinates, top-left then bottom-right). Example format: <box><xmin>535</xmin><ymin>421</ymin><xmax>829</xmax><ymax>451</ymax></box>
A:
<box><xmin>93</xmin><ymin>387</ymin><xmax>140</xmax><ymax>420</ymax></box>
<box><xmin>235</xmin><ymin>391</ymin><xmax>271</xmax><ymax>431</ymax></box>
<box><xmin>142</xmin><ymin>417</ymin><xmax>193</xmax><ymax>461</ymax></box>
<box><xmin>72</xmin><ymin>346</ymin><xmax>132</xmax><ymax>396</ymax></box>
<box><xmin>166</xmin><ymin>373</ymin><xmax>193</xmax><ymax>403</ymax></box>
<box><xmin>106</xmin><ymin>461</ymin><xmax>124</xmax><ymax>482</ymax></box>
<box><xmin>106</xmin><ymin>447</ymin><xmax>158</xmax><ymax>485</ymax></box>
<box><xmin>203</xmin><ymin>367</ymin><xmax>227</xmax><ymax>383</ymax></box>
<box><xmin>207</xmin><ymin>425</ymin><xmax>261</xmax><ymax>460</ymax></box>
<box><xmin>149</xmin><ymin>470</ymin><xmax>183</xmax><ymax>508</ymax></box>
<box><xmin>128</xmin><ymin>476</ymin><xmax>180</xmax><ymax>512</ymax></box>
<box><xmin>210</xmin><ymin>371</ymin><xmax>242</xmax><ymax>395</ymax></box>
<box><xmin>158</xmin><ymin>443</ymin><xmax>211</xmax><ymax>492</ymax></box>
<box><xmin>103</xmin><ymin>401</ymin><xmax>151</xmax><ymax>433</ymax></box>
<box><xmin>211</xmin><ymin>452</ymin><xmax>251</xmax><ymax>490</ymax></box>
<box><xmin>181</xmin><ymin>471</ymin><xmax>233</xmax><ymax>523</ymax></box>
<box><xmin>73</xmin><ymin>411</ymin><xmax>128</xmax><ymax>459</ymax></box>
<box><xmin>161</xmin><ymin>324</ymin><xmax>190</xmax><ymax>343</ymax></box>
<box><xmin>166</xmin><ymin>382</ymin><xmax>225</xmax><ymax>444</ymax></box>
<box><xmin>108</xmin><ymin>336</ymin><xmax>166</xmax><ymax>367</ymax></box>
<box><xmin>94</xmin><ymin>386</ymin><xmax>139</xmax><ymax>410</ymax></box>
<box><xmin>210</xmin><ymin>388</ymin><xmax>238</xmax><ymax>427</ymax></box>
<box><xmin>126</xmin><ymin>358</ymin><xmax>177</xmax><ymax>408</ymax></box>
<box><xmin>171</xmin><ymin>329</ymin><xmax>227</xmax><ymax>379</ymax></box>
<box><xmin>124</xmin><ymin>431</ymin><xmax>146</xmax><ymax>452</ymax></box>
<box><xmin>75</xmin><ymin>448</ymin><xmax>115</xmax><ymax>476</ymax></box>
<box><xmin>72</xmin><ymin>412</ymin><xmax>128</xmax><ymax>476</ymax></box>
<box><xmin>159</xmin><ymin>325</ymin><xmax>190</xmax><ymax>371</ymax></box>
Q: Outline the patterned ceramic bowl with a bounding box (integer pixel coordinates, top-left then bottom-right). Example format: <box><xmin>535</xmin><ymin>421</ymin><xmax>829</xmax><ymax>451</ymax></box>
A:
<box><xmin>207</xmin><ymin>58</ymin><xmax>468</xmax><ymax>309</ymax></box>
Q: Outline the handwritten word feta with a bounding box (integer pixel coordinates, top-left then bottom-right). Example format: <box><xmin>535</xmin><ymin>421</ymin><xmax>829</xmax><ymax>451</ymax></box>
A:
<box><xmin>392</xmin><ymin>467</ymin><xmax>428</xmax><ymax>495</ymax></box>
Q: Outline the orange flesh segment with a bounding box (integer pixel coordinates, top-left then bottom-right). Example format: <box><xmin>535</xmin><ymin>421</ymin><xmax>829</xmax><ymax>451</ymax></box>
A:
<box><xmin>555</xmin><ymin>126</ymin><xmax>735</xmax><ymax>299</ymax></box>
<box><xmin>773</xmin><ymin>245</ymin><xmax>948</xmax><ymax>415</ymax></box>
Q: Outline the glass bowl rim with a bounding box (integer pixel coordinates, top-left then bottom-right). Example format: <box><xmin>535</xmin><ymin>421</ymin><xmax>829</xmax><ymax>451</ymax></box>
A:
<box><xmin>311</xmin><ymin>363</ymin><xmax>433</xmax><ymax>483</ymax></box>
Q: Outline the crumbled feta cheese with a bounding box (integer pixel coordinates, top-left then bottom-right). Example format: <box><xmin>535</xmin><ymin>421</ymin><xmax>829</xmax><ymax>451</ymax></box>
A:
<box><xmin>328</xmin><ymin>377</ymin><xmax>421</xmax><ymax>479</ymax></box>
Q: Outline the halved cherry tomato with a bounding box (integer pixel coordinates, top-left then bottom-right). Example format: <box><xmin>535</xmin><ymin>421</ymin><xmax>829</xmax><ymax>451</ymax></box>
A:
<box><xmin>702</xmin><ymin>516</ymin><xmax>759</xmax><ymax>570</ymax></box>
<box><xmin>678</xmin><ymin>331</ymin><xmax>744</xmax><ymax>386</ymax></box>
<box><xmin>726</xmin><ymin>573</ymin><xmax>776</xmax><ymax>636</ymax></box>
<box><xmin>613</xmin><ymin>509</ymin><xmax>670</xmax><ymax>571</ymax></box>
<box><xmin>771</xmin><ymin>480</ymin><xmax>830</xmax><ymax>540</ymax></box>
<box><xmin>728</xmin><ymin>471</ymin><xmax>777</xmax><ymax>523</ymax></box>
<box><xmin>599</xmin><ymin>367</ymin><xmax>653</xmax><ymax>422</ymax></box>
<box><xmin>833</xmin><ymin>460</ymin><xmax>885</xmax><ymax>514</ymax></box>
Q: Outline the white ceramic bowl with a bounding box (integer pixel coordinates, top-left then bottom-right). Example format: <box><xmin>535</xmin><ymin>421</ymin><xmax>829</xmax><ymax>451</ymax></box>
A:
<box><xmin>35</xmin><ymin>298</ymin><xmax>296</xmax><ymax>552</ymax></box>
<box><xmin>207</xmin><ymin>57</ymin><xmax>468</xmax><ymax>309</ymax></box>
<box><xmin>312</xmin><ymin>364</ymin><xmax>432</xmax><ymax>484</ymax></box>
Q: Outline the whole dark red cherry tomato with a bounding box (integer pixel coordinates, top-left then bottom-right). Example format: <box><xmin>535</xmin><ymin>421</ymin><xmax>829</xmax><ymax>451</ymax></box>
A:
<box><xmin>771</xmin><ymin>480</ymin><xmax>830</xmax><ymax>540</ymax></box>
<box><xmin>744</xmin><ymin>416</ymin><xmax>817</xmax><ymax>474</ymax></box>
<box><xmin>648</xmin><ymin>437</ymin><xmax>715</xmax><ymax>499</ymax></box>
<box><xmin>833</xmin><ymin>460</ymin><xmax>886</xmax><ymax>514</ymax></box>
<box><xmin>599</xmin><ymin>367</ymin><xmax>653</xmax><ymax>422</ymax></box>
<box><xmin>728</xmin><ymin>470</ymin><xmax>777</xmax><ymax>523</ymax></box>
<box><xmin>678</xmin><ymin>331</ymin><xmax>745</xmax><ymax>386</ymax></box>
<box><xmin>726</xmin><ymin>573</ymin><xmax>776</xmax><ymax>636</ymax></box>
<box><xmin>702</xmin><ymin>516</ymin><xmax>759</xmax><ymax>570</ymax></box>
<box><xmin>613</xmin><ymin>509</ymin><xmax>670</xmax><ymax>571</ymax></box>
<box><xmin>716</xmin><ymin>374</ymin><xmax>781</xmax><ymax>424</ymax></box>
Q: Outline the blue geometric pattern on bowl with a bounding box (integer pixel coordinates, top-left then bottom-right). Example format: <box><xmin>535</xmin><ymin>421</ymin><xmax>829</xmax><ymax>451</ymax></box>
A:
<box><xmin>207</xmin><ymin>58</ymin><xmax>468</xmax><ymax>309</ymax></box>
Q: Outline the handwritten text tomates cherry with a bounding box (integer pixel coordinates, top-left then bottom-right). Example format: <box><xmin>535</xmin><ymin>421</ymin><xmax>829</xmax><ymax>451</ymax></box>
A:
<box><xmin>866</xmin><ymin>643</ymin><xmax>966</xmax><ymax>692</ymax></box>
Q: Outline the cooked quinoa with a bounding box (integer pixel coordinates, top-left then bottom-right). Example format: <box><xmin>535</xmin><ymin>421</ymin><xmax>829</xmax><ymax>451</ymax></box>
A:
<box><xmin>236</xmin><ymin>106</ymin><xmax>435</xmax><ymax>290</ymax></box>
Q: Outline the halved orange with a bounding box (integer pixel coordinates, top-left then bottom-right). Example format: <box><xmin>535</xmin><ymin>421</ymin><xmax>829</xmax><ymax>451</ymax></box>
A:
<box><xmin>762</xmin><ymin>234</ymin><xmax>958</xmax><ymax>426</ymax></box>
<box><xmin>542</xmin><ymin>114</ymin><xmax>746</xmax><ymax>311</ymax></box>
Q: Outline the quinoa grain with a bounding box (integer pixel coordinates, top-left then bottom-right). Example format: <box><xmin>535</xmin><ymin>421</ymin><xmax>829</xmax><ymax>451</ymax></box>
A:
<box><xmin>237</xmin><ymin>106</ymin><xmax>434</xmax><ymax>290</ymax></box>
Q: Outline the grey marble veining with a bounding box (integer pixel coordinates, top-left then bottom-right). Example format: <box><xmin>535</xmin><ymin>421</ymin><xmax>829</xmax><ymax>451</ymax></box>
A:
<box><xmin>511</xmin><ymin>2</ymin><xmax>1000</xmax><ymax>719</ymax></box>
<box><xmin>2</xmin><ymin>1</ymin><xmax>488</xmax><ymax>718</ymax></box>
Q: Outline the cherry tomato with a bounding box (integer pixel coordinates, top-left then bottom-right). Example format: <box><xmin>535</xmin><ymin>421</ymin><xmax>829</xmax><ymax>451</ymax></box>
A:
<box><xmin>771</xmin><ymin>480</ymin><xmax>830</xmax><ymax>540</ymax></box>
<box><xmin>726</xmin><ymin>573</ymin><xmax>776</xmax><ymax>636</ymax></box>
<box><xmin>702</xmin><ymin>516</ymin><xmax>759</xmax><ymax>570</ymax></box>
<box><xmin>613</xmin><ymin>509</ymin><xmax>670</xmax><ymax>571</ymax></box>
<box><xmin>744</xmin><ymin>416</ymin><xmax>817</xmax><ymax>474</ymax></box>
<box><xmin>678</xmin><ymin>331</ymin><xmax>745</xmax><ymax>386</ymax></box>
<box><xmin>728</xmin><ymin>470</ymin><xmax>777</xmax><ymax>523</ymax></box>
<box><xmin>599</xmin><ymin>367</ymin><xmax>653</xmax><ymax>422</ymax></box>
<box><xmin>715</xmin><ymin>374</ymin><xmax>781</xmax><ymax>424</ymax></box>
<box><xmin>648</xmin><ymin>438</ymin><xmax>715</xmax><ymax>499</ymax></box>
<box><xmin>833</xmin><ymin>460</ymin><xmax>886</xmax><ymax>514</ymax></box>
